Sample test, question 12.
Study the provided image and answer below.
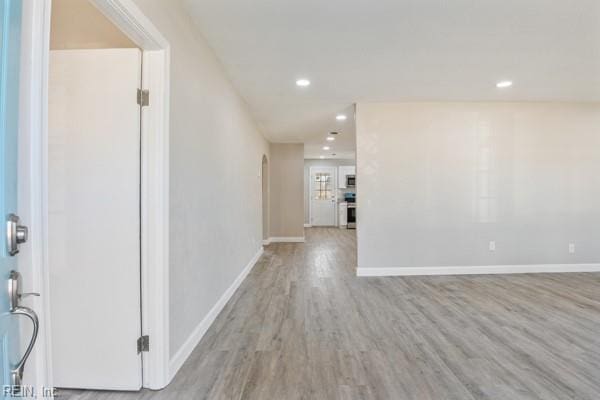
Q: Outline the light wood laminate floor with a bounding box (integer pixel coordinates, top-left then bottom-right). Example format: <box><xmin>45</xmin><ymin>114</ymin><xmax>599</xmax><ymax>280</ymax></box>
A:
<box><xmin>60</xmin><ymin>228</ymin><xmax>600</xmax><ymax>399</ymax></box>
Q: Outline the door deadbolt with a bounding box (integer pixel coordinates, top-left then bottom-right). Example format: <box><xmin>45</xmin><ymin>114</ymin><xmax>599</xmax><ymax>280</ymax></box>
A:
<box><xmin>6</xmin><ymin>214</ymin><xmax>28</xmax><ymax>256</ymax></box>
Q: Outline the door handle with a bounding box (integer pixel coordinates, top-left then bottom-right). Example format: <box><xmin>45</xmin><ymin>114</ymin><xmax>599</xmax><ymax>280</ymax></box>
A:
<box><xmin>10</xmin><ymin>305</ymin><xmax>39</xmax><ymax>389</ymax></box>
<box><xmin>7</xmin><ymin>270</ymin><xmax>40</xmax><ymax>389</ymax></box>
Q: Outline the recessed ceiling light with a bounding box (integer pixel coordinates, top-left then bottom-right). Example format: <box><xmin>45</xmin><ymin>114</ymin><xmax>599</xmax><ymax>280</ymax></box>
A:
<box><xmin>319</xmin><ymin>155</ymin><xmax>325</xmax><ymax>159</ymax></box>
<box><xmin>336</xmin><ymin>114</ymin><xmax>347</xmax><ymax>121</ymax></box>
<box><xmin>322</xmin><ymin>146</ymin><xmax>330</xmax><ymax>151</ymax></box>
<box><xmin>326</xmin><ymin>136</ymin><xmax>335</xmax><ymax>142</ymax></box>
<box><xmin>296</xmin><ymin>79</ymin><xmax>311</xmax><ymax>87</ymax></box>
<box><xmin>496</xmin><ymin>80</ymin><xmax>513</xmax><ymax>88</ymax></box>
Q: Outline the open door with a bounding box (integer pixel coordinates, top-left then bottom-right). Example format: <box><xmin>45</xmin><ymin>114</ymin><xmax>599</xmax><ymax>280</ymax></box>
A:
<box><xmin>48</xmin><ymin>49</ymin><xmax>143</xmax><ymax>390</ymax></box>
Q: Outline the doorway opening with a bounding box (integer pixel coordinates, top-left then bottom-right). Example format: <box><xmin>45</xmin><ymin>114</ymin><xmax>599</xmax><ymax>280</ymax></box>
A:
<box><xmin>303</xmin><ymin>132</ymin><xmax>357</xmax><ymax>263</ymax></box>
<box><xmin>303</xmin><ymin>115</ymin><xmax>357</xmax><ymax>231</ymax></box>
<box><xmin>19</xmin><ymin>0</ymin><xmax>170</xmax><ymax>393</ymax></box>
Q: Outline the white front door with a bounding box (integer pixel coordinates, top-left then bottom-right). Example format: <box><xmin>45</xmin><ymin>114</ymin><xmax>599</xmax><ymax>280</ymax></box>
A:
<box><xmin>310</xmin><ymin>166</ymin><xmax>337</xmax><ymax>226</ymax></box>
<box><xmin>48</xmin><ymin>49</ymin><xmax>143</xmax><ymax>390</ymax></box>
<box><xmin>1</xmin><ymin>1</ymin><xmax>32</xmax><ymax>394</ymax></box>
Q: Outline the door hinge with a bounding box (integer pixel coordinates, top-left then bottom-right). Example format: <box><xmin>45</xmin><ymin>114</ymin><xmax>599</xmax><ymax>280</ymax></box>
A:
<box><xmin>137</xmin><ymin>335</ymin><xmax>149</xmax><ymax>353</ymax></box>
<box><xmin>137</xmin><ymin>89</ymin><xmax>149</xmax><ymax>107</ymax></box>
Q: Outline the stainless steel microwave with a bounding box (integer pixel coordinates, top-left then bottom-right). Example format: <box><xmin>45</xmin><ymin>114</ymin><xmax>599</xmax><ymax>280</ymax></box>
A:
<box><xmin>346</xmin><ymin>175</ymin><xmax>356</xmax><ymax>187</ymax></box>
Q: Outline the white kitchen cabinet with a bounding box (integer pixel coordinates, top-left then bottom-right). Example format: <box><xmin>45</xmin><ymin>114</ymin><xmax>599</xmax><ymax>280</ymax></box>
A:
<box><xmin>339</xmin><ymin>202</ymin><xmax>348</xmax><ymax>227</ymax></box>
<box><xmin>338</xmin><ymin>166</ymin><xmax>356</xmax><ymax>189</ymax></box>
<box><xmin>338</xmin><ymin>166</ymin><xmax>347</xmax><ymax>188</ymax></box>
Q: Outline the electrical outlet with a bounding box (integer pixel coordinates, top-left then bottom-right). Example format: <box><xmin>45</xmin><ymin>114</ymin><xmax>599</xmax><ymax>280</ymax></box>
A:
<box><xmin>489</xmin><ymin>241</ymin><xmax>496</xmax><ymax>251</ymax></box>
<box><xmin>569</xmin><ymin>243</ymin><xmax>575</xmax><ymax>254</ymax></box>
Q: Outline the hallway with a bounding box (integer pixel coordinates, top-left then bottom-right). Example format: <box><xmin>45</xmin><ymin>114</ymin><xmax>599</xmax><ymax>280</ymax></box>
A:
<box><xmin>62</xmin><ymin>228</ymin><xmax>600</xmax><ymax>400</ymax></box>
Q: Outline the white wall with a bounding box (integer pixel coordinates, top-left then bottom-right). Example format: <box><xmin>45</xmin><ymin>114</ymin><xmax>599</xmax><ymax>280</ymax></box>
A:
<box><xmin>304</xmin><ymin>159</ymin><xmax>355</xmax><ymax>225</ymax></box>
<box><xmin>356</xmin><ymin>102</ymin><xmax>600</xmax><ymax>272</ymax></box>
<box><xmin>130</xmin><ymin>0</ymin><xmax>269</xmax><ymax>358</ymax></box>
<box><xmin>51</xmin><ymin>0</ymin><xmax>136</xmax><ymax>49</ymax></box>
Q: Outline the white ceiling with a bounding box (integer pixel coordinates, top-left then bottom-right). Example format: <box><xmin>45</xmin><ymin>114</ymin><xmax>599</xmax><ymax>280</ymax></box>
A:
<box><xmin>183</xmin><ymin>0</ymin><xmax>600</xmax><ymax>159</ymax></box>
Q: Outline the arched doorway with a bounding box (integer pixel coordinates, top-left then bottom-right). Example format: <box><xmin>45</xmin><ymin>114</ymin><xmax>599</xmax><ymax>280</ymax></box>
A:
<box><xmin>261</xmin><ymin>155</ymin><xmax>269</xmax><ymax>242</ymax></box>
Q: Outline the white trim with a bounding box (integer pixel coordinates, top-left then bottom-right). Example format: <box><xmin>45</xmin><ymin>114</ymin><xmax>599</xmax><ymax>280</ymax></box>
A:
<box><xmin>88</xmin><ymin>0</ymin><xmax>171</xmax><ymax>389</ymax></box>
<box><xmin>90</xmin><ymin>0</ymin><xmax>168</xmax><ymax>50</ymax></box>
<box><xmin>268</xmin><ymin>237</ymin><xmax>306</xmax><ymax>243</ymax></box>
<box><xmin>356</xmin><ymin>264</ymin><xmax>600</xmax><ymax>277</ymax></box>
<box><xmin>19</xmin><ymin>1</ymin><xmax>53</xmax><ymax>395</ymax></box>
<box><xmin>262</xmin><ymin>238</ymin><xmax>271</xmax><ymax>246</ymax></box>
<box><xmin>304</xmin><ymin>224</ymin><xmax>312</xmax><ymax>228</ymax></box>
<box><xmin>27</xmin><ymin>0</ymin><xmax>171</xmax><ymax>391</ymax></box>
<box><xmin>169</xmin><ymin>247</ymin><xmax>264</xmax><ymax>381</ymax></box>
<box><xmin>138</xmin><ymin>48</ymin><xmax>170</xmax><ymax>390</ymax></box>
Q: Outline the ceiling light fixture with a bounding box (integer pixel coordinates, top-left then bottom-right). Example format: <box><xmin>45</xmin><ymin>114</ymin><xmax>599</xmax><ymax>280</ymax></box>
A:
<box><xmin>496</xmin><ymin>80</ymin><xmax>513</xmax><ymax>88</ymax></box>
<box><xmin>323</xmin><ymin>146</ymin><xmax>330</xmax><ymax>151</ymax></box>
<box><xmin>296</xmin><ymin>79</ymin><xmax>311</xmax><ymax>87</ymax></box>
<box><xmin>326</xmin><ymin>137</ymin><xmax>335</xmax><ymax>142</ymax></box>
<box><xmin>336</xmin><ymin>114</ymin><xmax>347</xmax><ymax>121</ymax></box>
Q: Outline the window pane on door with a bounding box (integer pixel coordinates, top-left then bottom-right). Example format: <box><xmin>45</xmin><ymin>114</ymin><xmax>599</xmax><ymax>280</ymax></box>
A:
<box><xmin>314</xmin><ymin>173</ymin><xmax>333</xmax><ymax>200</ymax></box>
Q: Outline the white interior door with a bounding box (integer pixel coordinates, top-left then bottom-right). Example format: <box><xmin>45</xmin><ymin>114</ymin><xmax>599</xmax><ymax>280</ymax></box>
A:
<box><xmin>310</xmin><ymin>167</ymin><xmax>337</xmax><ymax>226</ymax></box>
<box><xmin>48</xmin><ymin>49</ymin><xmax>142</xmax><ymax>390</ymax></box>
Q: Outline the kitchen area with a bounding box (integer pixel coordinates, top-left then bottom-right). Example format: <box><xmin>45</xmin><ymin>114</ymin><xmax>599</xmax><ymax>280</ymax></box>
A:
<box><xmin>304</xmin><ymin>159</ymin><xmax>356</xmax><ymax>229</ymax></box>
<box><xmin>337</xmin><ymin>165</ymin><xmax>356</xmax><ymax>229</ymax></box>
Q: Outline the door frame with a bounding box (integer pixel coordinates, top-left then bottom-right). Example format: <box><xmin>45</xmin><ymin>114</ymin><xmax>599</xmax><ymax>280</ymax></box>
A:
<box><xmin>21</xmin><ymin>0</ymin><xmax>171</xmax><ymax>391</ymax></box>
<box><xmin>308</xmin><ymin>166</ymin><xmax>338</xmax><ymax>227</ymax></box>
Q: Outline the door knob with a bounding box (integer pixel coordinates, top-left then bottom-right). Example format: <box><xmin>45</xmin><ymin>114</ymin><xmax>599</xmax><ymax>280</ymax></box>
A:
<box><xmin>6</xmin><ymin>214</ymin><xmax>28</xmax><ymax>256</ymax></box>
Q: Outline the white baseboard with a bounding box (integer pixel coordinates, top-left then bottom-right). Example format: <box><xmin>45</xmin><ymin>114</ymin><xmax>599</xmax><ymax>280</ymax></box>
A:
<box><xmin>262</xmin><ymin>238</ymin><xmax>271</xmax><ymax>245</ymax></box>
<box><xmin>169</xmin><ymin>247</ymin><xmax>264</xmax><ymax>380</ymax></box>
<box><xmin>356</xmin><ymin>263</ymin><xmax>600</xmax><ymax>277</ymax></box>
<box><xmin>304</xmin><ymin>224</ymin><xmax>312</xmax><ymax>228</ymax></box>
<box><xmin>268</xmin><ymin>236</ymin><xmax>305</xmax><ymax>243</ymax></box>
